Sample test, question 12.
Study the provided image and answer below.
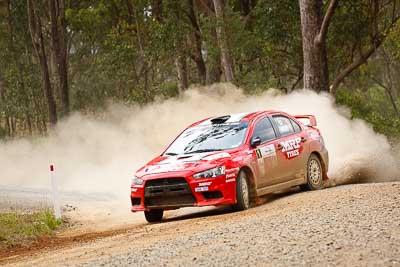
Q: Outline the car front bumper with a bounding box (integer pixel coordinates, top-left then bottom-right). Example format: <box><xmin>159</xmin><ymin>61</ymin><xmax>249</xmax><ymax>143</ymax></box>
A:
<box><xmin>130</xmin><ymin>172</ymin><xmax>236</xmax><ymax>211</ymax></box>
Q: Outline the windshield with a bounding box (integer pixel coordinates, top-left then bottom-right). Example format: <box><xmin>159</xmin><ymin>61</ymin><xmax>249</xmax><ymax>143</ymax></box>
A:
<box><xmin>165</xmin><ymin>122</ymin><xmax>249</xmax><ymax>155</ymax></box>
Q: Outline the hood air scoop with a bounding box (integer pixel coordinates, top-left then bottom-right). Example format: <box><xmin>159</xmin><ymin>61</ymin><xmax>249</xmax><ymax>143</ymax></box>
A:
<box><xmin>211</xmin><ymin>115</ymin><xmax>231</xmax><ymax>124</ymax></box>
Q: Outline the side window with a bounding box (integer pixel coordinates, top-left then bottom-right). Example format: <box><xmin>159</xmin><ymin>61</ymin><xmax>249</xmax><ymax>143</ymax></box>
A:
<box><xmin>273</xmin><ymin>116</ymin><xmax>295</xmax><ymax>136</ymax></box>
<box><xmin>252</xmin><ymin>117</ymin><xmax>276</xmax><ymax>143</ymax></box>
<box><xmin>290</xmin><ymin>119</ymin><xmax>301</xmax><ymax>133</ymax></box>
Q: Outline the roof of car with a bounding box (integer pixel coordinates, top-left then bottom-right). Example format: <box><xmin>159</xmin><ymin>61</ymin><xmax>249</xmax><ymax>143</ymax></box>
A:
<box><xmin>190</xmin><ymin>110</ymin><xmax>282</xmax><ymax>127</ymax></box>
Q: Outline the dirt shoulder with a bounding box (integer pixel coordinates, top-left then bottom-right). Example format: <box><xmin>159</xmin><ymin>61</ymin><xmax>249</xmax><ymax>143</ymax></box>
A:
<box><xmin>2</xmin><ymin>182</ymin><xmax>400</xmax><ymax>266</ymax></box>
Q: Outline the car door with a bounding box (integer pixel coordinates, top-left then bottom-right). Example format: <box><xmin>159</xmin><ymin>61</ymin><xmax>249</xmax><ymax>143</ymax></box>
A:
<box><xmin>250</xmin><ymin>117</ymin><xmax>280</xmax><ymax>188</ymax></box>
<box><xmin>271</xmin><ymin>115</ymin><xmax>308</xmax><ymax>183</ymax></box>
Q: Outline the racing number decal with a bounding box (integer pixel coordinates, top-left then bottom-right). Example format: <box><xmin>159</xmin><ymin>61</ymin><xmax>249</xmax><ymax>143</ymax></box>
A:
<box><xmin>256</xmin><ymin>149</ymin><xmax>265</xmax><ymax>177</ymax></box>
<box><xmin>255</xmin><ymin>145</ymin><xmax>276</xmax><ymax>177</ymax></box>
<box><xmin>279</xmin><ymin>137</ymin><xmax>303</xmax><ymax>159</ymax></box>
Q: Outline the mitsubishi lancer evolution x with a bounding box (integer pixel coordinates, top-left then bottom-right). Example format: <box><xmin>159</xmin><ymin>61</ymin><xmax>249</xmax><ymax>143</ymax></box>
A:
<box><xmin>130</xmin><ymin>111</ymin><xmax>329</xmax><ymax>222</ymax></box>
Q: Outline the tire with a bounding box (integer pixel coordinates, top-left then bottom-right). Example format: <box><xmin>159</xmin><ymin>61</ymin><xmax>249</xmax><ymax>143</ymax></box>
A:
<box><xmin>232</xmin><ymin>170</ymin><xmax>250</xmax><ymax>211</ymax></box>
<box><xmin>301</xmin><ymin>154</ymin><xmax>323</xmax><ymax>191</ymax></box>
<box><xmin>144</xmin><ymin>209</ymin><xmax>164</xmax><ymax>223</ymax></box>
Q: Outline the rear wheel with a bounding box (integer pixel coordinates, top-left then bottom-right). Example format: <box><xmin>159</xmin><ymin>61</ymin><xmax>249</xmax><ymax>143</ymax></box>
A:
<box><xmin>232</xmin><ymin>170</ymin><xmax>250</xmax><ymax>211</ymax></box>
<box><xmin>144</xmin><ymin>209</ymin><xmax>164</xmax><ymax>223</ymax></box>
<box><xmin>301</xmin><ymin>154</ymin><xmax>323</xmax><ymax>191</ymax></box>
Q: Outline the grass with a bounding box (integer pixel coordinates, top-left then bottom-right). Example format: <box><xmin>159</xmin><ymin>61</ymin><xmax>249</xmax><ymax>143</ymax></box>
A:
<box><xmin>0</xmin><ymin>209</ymin><xmax>62</xmax><ymax>248</ymax></box>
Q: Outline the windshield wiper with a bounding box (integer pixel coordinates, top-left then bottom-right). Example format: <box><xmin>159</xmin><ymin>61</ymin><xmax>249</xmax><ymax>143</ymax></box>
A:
<box><xmin>165</xmin><ymin>152</ymin><xmax>178</xmax><ymax>156</ymax></box>
<box><xmin>184</xmin><ymin>149</ymin><xmax>222</xmax><ymax>154</ymax></box>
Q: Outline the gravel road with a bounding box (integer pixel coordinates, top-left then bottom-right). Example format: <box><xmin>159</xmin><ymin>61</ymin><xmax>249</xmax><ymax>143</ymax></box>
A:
<box><xmin>4</xmin><ymin>182</ymin><xmax>400</xmax><ymax>267</ymax></box>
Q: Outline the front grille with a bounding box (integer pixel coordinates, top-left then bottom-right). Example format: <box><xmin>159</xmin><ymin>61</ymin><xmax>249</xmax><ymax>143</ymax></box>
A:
<box><xmin>144</xmin><ymin>178</ymin><xmax>195</xmax><ymax>208</ymax></box>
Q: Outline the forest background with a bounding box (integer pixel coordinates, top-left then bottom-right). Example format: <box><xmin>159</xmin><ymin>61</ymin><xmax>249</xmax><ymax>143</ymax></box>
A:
<box><xmin>0</xmin><ymin>0</ymin><xmax>399</xmax><ymax>141</ymax></box>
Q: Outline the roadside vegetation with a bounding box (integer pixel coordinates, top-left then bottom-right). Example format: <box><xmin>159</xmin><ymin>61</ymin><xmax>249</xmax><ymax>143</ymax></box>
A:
<box><xmin>337</xmin><ymin>88</ymin><xmax>400</xmax><ymax>141</ymax></box>
<box><xmin>0</xmin><ymin>209</ymin><xmax>62</xmax><ymax>248</ymax></box>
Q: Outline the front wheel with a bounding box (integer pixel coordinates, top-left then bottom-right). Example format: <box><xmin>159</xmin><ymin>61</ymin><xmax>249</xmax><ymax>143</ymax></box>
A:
<box><xmin>301</xmin><ymin>154</ymin><xmax>323</xmax><ymax>191</ymax></box>
<box><xmin>144</xmin><ymin>209</ymin><xmax>164</xmax><ymax>223</ymax></box>
<box><xmin>232</xmin><ymin>170</ymin><xmax>250</xmax><ymax>211</ymax></box>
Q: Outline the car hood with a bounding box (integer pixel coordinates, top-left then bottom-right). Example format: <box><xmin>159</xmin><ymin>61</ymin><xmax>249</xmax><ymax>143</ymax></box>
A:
<box><xmin>135</xmin><ymin>151</ymin><xmax>231</xmax><ymax>178</ymax></box>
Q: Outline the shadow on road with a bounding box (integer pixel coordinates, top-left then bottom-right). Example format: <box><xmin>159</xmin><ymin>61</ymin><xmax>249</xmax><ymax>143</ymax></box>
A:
<box><xmin>163</xmin><ymin>186</ymin><xmax>303</xmax><ymax>223</ymax></box>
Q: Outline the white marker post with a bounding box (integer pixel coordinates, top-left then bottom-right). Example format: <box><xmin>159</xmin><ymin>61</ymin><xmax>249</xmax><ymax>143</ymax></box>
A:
<box><xmin>50</xmin><ymin>164</ymin><xmax>61</xmax><ymax>219</ymax></box>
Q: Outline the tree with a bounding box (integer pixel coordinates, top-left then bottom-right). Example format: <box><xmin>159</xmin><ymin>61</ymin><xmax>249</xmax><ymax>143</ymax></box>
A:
<box><xmin>330</xmin><ymin>0</ymin><xmax>400</xmax><ymax>95</ymax></box>
<box><xmin>27</xmin><ymin>0</ymin><xmax>58</xmax><ymax>126</ymax></box>
<box><xmin>299</xmin><ymin>0</ymin><xmax>400</xmax><ymax>94</ymax></box>
<box><xmin>173</xmin><ymin>1</ymin><xmax>189</xmax><ymax>93</ymax></box>
<box><xmin>49</xmin><ymin>0</ymin><xmax>70</xmax><ymax>116</ymax></box>
<box><xmin>213</xmin><ymin>0</ymin><xmax>234</xmax><ymax>82</ymax></box>
<box><xmin>370</xmin><ymin>48</ymin><xmax>400</xmax><ymax>117</ymax></box>
<box><xmin>1</xmin><ymin>0</ymin><xmax>400</xmax><ymax>138</ymax></box>
<box><xmin>188</xmin><ymin>0</ymin><xmax>206</xmax><ymax>84</ymax></box>
<box><xmin>299</xmin><ymin>0</ymin><xmax>338</xmax><ymax>92</ymax></box>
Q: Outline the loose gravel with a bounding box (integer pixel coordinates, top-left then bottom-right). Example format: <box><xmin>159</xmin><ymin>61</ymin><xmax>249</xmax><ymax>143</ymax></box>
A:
<box><xmin>6</xmin><ymin>182</ymin><xmax>400</xmax><ymax>267</ymax></box>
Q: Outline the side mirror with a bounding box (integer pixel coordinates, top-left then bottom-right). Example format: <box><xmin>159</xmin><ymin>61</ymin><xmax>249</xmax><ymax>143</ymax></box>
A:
<box><xmin>250</xmin><ymin>136</ymin><xmax>261</xmax><ymax>148</ymax></box>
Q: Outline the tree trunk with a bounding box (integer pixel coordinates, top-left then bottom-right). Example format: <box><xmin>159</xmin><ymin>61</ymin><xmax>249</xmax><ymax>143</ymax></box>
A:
<box><xmin>172</xmin><ymin>1</ymin><xmax>190</xmax><ymax>92</ymax></box>
<box><xmin>207</xmin><ymin>29</ymin><xmax>222</xmax><ymax>85</ymax></box>
<box><xmin>299</xmin><ymin>0</ymin><xmax>327</xmax><ymax>92</ymax></box>
<box><xmin>239</xmin><ymin>0</ymin><xmax>251</xmax><ymax>16</ymax></box>
<box><xmin>49</xmin><ymin>0</ymin><xmax>69</xmax><ymax>116</ymax></box>
<box><xmin>299</xmin><ymin>0</ymin><xmax>337</xmax><ymax>92</ymax></box>
<box><xmin>5</xmin><ymin>116</ymin><xmax>11</xmax><ymax>136</ymax></box>
<box><xmin>27</xmin><ymin>0</ymin><xmax>58</xmax><ymax>126</ymax></box>
<box><xmin>151</xmin><ymin>0</ymin><xmax>163</xmax><ymax>22</ymax></box>
<box><xmin>197</xmin><ymin>0</ymin><xmax>222</xmax><ymax>84</ymax></box>
<box><xmin>206</xmin><ymin>29</ymin><xmax>222</xmax><ymax>85</ymax></box>
<box><xmin>26</xmin><ymin>113</ymin><xmax>33</xmax><ymax>135</ymax></box>
<box><xmin>188</xmin><ymin>0</ymin><xmax>207</xmax><ymax>84</ymax></box>
<box><xmin>175</xmin><ymin>54</ymin><xmax>189</xmax><ymax>94</ymax></box>
<box><xmin>213</xmin><ymin>0</ymin><xmax>234</xmax><ymax>82</ymax></box>
<box><xmin>386</xmin><ymin>87</ymin><xmax>400</xmax><ymax>118</ymax></box>
<box><xmin>131</xmin><ymin>2</ymin><xmax>151</xmax><ymax>101</ymax></box>
<box><xmin>11</xmin><ymin>117</ymin><xmax>16</xmax><ymax>136</ymax></box>
<box><xmin>0</xmin><ymin>72</ymin><xmax>3</xmax><ymax>102</ymax></box>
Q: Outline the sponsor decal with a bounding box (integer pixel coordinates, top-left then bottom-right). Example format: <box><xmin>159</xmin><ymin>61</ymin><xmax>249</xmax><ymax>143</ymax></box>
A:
<box><xmin>198</xmin><ymin>181</ymin><xmax>212</xmax><ymax>186</ymax></box>
<box><xmin>287</xmin><ymin>149</ymin><xmax>300</xmax><ymax>158</ymax></box>
<box><xmin>308</xmin><ymin>131</ymin><xmax>320</xmax><ymax>141</ymax></box>
<box><xmin>145</xmin><ymin>164</ymin><xmax>186</xmax><ymax>174</ymax></box>
<box><xmin>226</xmin><ymin>167</ymin><xmax>239</xmax><ymax>173</ymax></box>
<box><xmin>195</xmin><ymin>186</ymin><xmax>209</xmax><ymax>192</ymax></box>
<box><xmin>233</xmin><ymin>156</ymin><xmax>244</xmax><ymax>162</ymax></box>
<box><xmin>226</xmin><ymin>173</ymin><xmax>236</xmax><ymax>178</ymax></box>
<box><xmin>256</xmin><ymin>144</ymin><xmax>276</xmax><ymax>159</ymax></box>
<box><xmin>255</xmin><ymin>149</ymin><xmax>262</xmax><ymax>159</ymax></box>
<box><xmin>279</xmin><ymin>137</ymin><xmax>302</xmax><ymax>159</ymax></box>
<box><xmin>202</xmin><ymin>152</ymin><xmax>231</xmax><ymax>161</ymax></box>
<box><xmin>131</xmin><ymin>187</ymin><xmax>138</xmax><ymax>192</ymax></box>
<box><xmin>225</xmin><ymin>168</ymin><xmax>238</xmax><ymax>183</ymax></box>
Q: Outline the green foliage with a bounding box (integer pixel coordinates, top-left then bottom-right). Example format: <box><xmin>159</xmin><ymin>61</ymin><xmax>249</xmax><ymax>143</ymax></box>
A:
<box><xmin>0</xmin><ymin>0</ymin><xmax>399</xmax><ymax>140</ymax></box>
<box><xmin>336</xmin><ymin>88</ymin><xmax>400</xmax><ymax>139</ymax></box>
<box><xmin>250</xmin><ymin>0</ymin><xmax>302</xmax><ymax>89</ymax></box>
<box><xmin>157</xmin><ymin>81</ymin><xmax>179</xmax><ymax>98</ymax></box>
<box><xmin>0</xmin><ymin>209</ymin><xmax>62</xmax><ymax>248</ymax></box>
<box><xmin>385</xmin><ymin>21</ymin><xmax>400</xmax><ymax>61</ymax></box>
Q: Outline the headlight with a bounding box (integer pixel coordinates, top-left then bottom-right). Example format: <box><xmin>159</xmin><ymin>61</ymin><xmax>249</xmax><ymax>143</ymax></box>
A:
<box><xmin>131</xmin><ymin>176</ymin><xmax>143</xmax><ymax>185</ymax></box>
<box><xmin>193</xmin><ymin>166</ymin><xmax>225</xmax><ymax>179</ymax></box>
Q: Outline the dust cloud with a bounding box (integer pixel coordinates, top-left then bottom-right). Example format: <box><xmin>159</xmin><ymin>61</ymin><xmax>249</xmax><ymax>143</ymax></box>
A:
<box><xmin>0</xmin><ymin>83</ymin><xmax>399</xmax><ymax>211</ymax></box>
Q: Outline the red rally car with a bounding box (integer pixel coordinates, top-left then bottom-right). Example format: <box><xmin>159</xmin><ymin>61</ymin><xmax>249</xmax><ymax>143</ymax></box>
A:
<box><xmin>131</xmin><ymin>111</ymin><xmax>329</xmax><ymax>222</ymax></box>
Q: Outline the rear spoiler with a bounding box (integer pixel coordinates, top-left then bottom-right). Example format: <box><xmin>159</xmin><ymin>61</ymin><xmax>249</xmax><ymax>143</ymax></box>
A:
<box><xmin>294</xmin><ymin>115</ymin><xmax>317</xmax><ymax>127</ymax></box>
